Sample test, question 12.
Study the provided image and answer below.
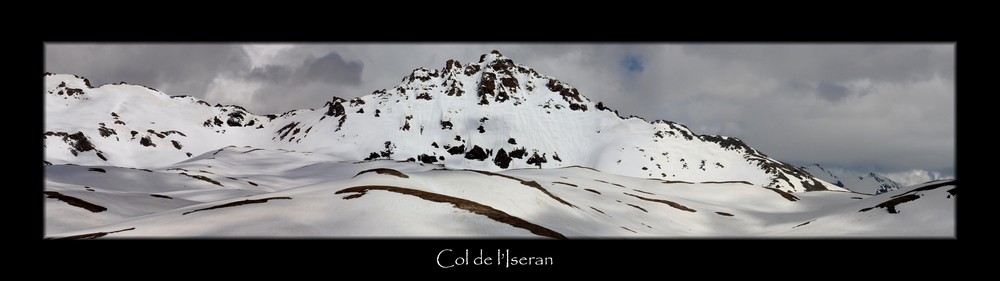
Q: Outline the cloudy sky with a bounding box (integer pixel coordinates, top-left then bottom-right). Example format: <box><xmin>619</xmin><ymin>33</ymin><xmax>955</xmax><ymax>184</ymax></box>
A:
<box><xmin>44</xmin><ymin>43</ymin><xmax>955</xmax><ymax>184</ymax></box>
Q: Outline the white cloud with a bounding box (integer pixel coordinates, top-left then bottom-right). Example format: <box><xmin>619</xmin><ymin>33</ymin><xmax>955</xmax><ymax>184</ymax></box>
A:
<box><xmin>883</xmin><ymin>169</ymin><xmax>953</xmax><ymax>186</ymax></box>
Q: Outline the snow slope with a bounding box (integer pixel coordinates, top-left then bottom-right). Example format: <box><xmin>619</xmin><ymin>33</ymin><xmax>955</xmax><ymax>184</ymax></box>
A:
<box><xmin>44</xmin><ymin>148</ymin><xmax>955</xmax><ymax>238</ymax></box>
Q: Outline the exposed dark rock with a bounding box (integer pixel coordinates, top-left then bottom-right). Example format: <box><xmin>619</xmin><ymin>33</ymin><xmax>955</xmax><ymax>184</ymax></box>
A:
<box><xmin>464</xmin><ymin>145</ymin><xmax>488</xmax><ymax>161</ymax></box>
<box><xmin>859</xmin><ymin>194</ymin><xmax>921</xmax><ymax>214</ymax></box>
<box><xmin>493</xmin><ymin>148</ymin><xmax>511</xmax><ymax>168</ymax></box>
<box><xmin>441</xmin><ymin>120</ymin><xmax>453</xmax><ymax>130</ymax></box>
<box><xmin>526</xmin><ymin>152</ymin><xmax>547</xmax><ymax>168</ymax></box>
<box><xmin>447</xmin><ymin>144</ymin><xmax>466</xmax><ymax>155</ymax></box>
<box><xmin>500</xmin><ymin>77</ymin><xmax>519</xmax><ymax>89</ymax></box>
<box><xmin>139</xmin><ymin>136</ymin><xmax>155</xmax><ymax>147</ymax></box>
<box><xmin>477</xmin><ymin>72</ymin><xmax>496</xmax><ymax>105</ymax></box>
<box><xmin>325</xmin><ymin>97</ymin><xmax>346</xmax><ymax>117</ymax></box>
<box><xmin>276</xmin><ymin>122</ymin><xmax>299</xmax><ymax>140</ymax></box>
<box><xmin>464</xmin><ymin>64</ymin><xmax>481</xmax><ymax>76</ymax></box>
<box><xmin>596</xmin><ymin>102</ymin><xmax>609</xmax><ymax>111</ymax></box>
<box><xmin>417</xmin><ymin>154</ymin><xmax>438</xmax><ymax>164</ymax></box>
<box><xmin>509</xmin><ymin>147</ymin><xmax>527</xmax><ymax>159</ymax></box>
<box><xmin>508</xmin><ymin>138</ymin><xmax>517</xmax><ymax>145</ymax></box>
<box><xmin>226</xmin><ymin>111</ymin><xmax>245</xmax><ymax>126</ymax></box>
<box><xmin>444</xmin><ymin>59</ymin><xmax>462</xmax><ymax>71</ymax></box>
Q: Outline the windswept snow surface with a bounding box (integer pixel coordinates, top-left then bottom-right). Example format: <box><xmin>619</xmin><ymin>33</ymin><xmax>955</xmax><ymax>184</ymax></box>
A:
<box><xmin>43</xmin><ymin>51</ymin><xmax>954</xmax><ymax>238</ymax></box>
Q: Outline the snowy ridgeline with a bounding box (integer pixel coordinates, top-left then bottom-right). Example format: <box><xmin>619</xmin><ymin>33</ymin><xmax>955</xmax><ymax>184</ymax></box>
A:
<box><xmin>43</xmin><ymin>50</ymin><xmax>843</xmax><ymax>193</ymax></box>
<box><xmin>800</xmin><ymin>164</ymin><xmax>905</xmax><ymax>195</ymax></box>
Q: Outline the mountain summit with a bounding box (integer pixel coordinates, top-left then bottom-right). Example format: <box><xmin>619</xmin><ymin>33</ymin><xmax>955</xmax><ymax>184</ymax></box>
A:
<box><xmin>44</xmin><ymin>50</ymin><xmax>839</xmax><ymax>193</ymax></box>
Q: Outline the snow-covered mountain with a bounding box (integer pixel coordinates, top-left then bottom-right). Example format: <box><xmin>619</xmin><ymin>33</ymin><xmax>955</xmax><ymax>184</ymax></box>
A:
<box><xmin>43</xmin><ymin>50</ymin><xmax>955</xmax><ymax>238</ymax></box>
<box><xmin>800</xmin><ymin>164</ymin><xmax>904</xmax><ymax>195</ymax></box>
<box><xmin>44</xmin><ymin>50</ymin><xmax>840</xmax><ymax>193</ymax></box>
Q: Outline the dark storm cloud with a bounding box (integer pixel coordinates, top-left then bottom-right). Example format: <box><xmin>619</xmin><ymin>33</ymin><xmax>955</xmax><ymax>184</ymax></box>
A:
<box><xmin>302</xmin><ymin>52</ymin><xmax>363</xmax><ymax>84</ymax></box>
<box><xmin>680</xmin><ymin>44</ymin><xmax>954</xmax><ymax>83</ymax></box>
<box><xmin>246</xmin><ymin>64</ymin><xmax>294</xmax><ymax>82</ymax></box>
<box><xmin>46</xmin><ymin>45</ymin><xmax>365</xmax><ymax>114</ymax></box>
<box><xmin>246</xmin><ymin>52</ymin><xmax>363</xmax><ymax>85</ymax></box>
<box><xmin>816</xmin><ymin>81</ymin><xmax>850</xmax><ymax>102</ymax></box>
<box><xmin>44</xmin><ymin>44</ymin><xmax>251</xmax><ymax>97</ymax></box>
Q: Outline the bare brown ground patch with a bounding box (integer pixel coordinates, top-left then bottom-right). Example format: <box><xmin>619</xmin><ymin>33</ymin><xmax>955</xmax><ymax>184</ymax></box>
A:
<box><xmin>584</xmin><ymin>188</ymin><xmax>601</xmax><ymax>195</ymax></box>
<box><xmin>50</xmin><ymin>227</ymin><xmax>135</xmax><ymax>240</ymax></box>
<box><xmin>354</xmin><ymin>168</ymin><xmax>410</xmax><ymax>178</ymax></box>
<box><xmin>179</xmin><ymin>172</ymin><xmax>223</xmax><ymax>187</ymax></box>
<box><xmin>462</xmin><ymin>170</ymin><xmax>577</xmax><ymax>209</ymax></box>
<box><xmin>562</xmin><ymin>165</ymin><xmax>600</xmax><ymax>172</ymax></box>
<box><xmin>661</xmin><ymin>180</ymin><xmax>695</xmax><ymax>184</ymax></box>
<box><xmin>44</xmin><ymin>191</ymin><xmax>106</xmax><ymax>212</ymax></box>
<box><xmin>700</xmin><ymin>180</ymin><xmax>752</xmax><ymax>185</ymax></box>
<box><xmin>552</xmin><ymin>181</ymin><xmax>577</xmax><ymax>187</ymax></box>
<box><xmin>632</xmin><ymin>189</ymin><xmax>655</xmax><ymax>195</ymax></box>
<box><xmin>715</xmin><ymin>211</ymin><xmax>734</xmax><ymax>216</ymax></box>
<box><xmin>624</xmin><ymin>192</ymin><xmax>697</xmax><ymax>212</ymax></box>
<box><xmin>859</xmin><ymin>194</ymin><xmax>921</xmax><ymax>214</ymax></box>
<box><xmin>182</xmin><ymin>197</ymin><xmax>291</xmax><ymax>215</ymax></box>
<box><xmin>335</xmin><ymin>185</ymin><xmax>566</xmax><ymax>239</ymax></box>
<box><xmin>594</xmin><ymin>179</ymin><xmax>626</xmax><ymax>188</ymax></box>
<box><xmin>627</xmin><ymin>203</ymin><xmax>647</xmax><ymax>213</ymax></box>
<box><xmin>762</xmin><ymin>187</ymin><xmax>800</xmax><ymax>202</ymax></box>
